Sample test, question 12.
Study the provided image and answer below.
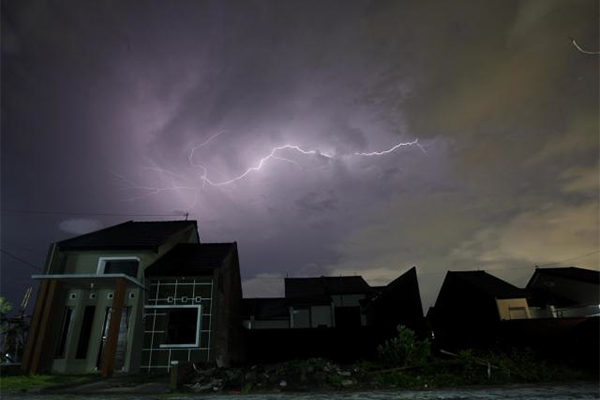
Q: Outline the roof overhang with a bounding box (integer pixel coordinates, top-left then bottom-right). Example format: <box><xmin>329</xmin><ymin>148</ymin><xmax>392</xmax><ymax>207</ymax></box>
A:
<box><xmin>31</xmin><ymin>273</ymin><xmax>146</xmax><ymax>289</ymax></box>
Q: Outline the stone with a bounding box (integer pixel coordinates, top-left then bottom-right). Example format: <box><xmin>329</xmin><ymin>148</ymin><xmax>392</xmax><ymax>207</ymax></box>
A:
<box><xmin>341</xmin><ymin>379</ymin><xmax>354</xmax><ymax>387</ymax></box>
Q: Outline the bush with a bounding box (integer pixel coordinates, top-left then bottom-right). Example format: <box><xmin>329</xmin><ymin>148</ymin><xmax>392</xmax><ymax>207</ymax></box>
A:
<box><xmin>377</xmin><ymin>325</ymin><xmax>431</xmax><ymax>368</ymax></box>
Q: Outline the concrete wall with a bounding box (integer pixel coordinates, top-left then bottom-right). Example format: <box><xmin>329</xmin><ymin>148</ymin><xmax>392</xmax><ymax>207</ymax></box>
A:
<box><xmin>311</xmin><ymin>305</ymin><xmax>333</xmax><ymax>328</ymax></box>
<box><xmin>51</xmin><ymin>285</ymin><xmax>141</xmax><ymax>373</ymax></box>
<box><xmin>496</xmin><ymin>298</ymin><xmax>531</xmax><ymax>320</ymax></box>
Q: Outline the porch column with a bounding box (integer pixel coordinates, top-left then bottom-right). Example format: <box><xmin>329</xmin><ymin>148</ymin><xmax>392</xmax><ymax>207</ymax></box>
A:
<box><xmin>21</xmin><ymin>280</ymin><xmax>49</xmax><ymax>373</ymax></box>
<box><xmin>101</xmin><ymin>277</ymin><xmax>127</xmax><ymax>378</ymax></box>
<box><xmin>27</xmin><ymin>280</ymin><xmax>59</xmax><ymax>374</ymax></box>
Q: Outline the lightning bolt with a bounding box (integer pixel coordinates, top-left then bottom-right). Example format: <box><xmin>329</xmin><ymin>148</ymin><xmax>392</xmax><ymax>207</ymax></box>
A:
<box><xmin>116</xmin><ymin>134</ymin><xmax>423</xmax><ymax>205</ymax></box>
<box><xmin>199</xmin><ymin>144</ymin><xmax>334</xmax><ymax>187</ymax></box>
<box><xmin>355</xmin><ymin>138</ymin><xmax>426</xmax><ymax>156</ymax></box>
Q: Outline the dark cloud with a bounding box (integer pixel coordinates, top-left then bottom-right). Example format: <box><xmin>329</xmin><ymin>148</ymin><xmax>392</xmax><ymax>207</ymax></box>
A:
<box><xmin>1</xmin><ymin>0</ymin><xmax>598</xmax><ymax>308</ymax></box>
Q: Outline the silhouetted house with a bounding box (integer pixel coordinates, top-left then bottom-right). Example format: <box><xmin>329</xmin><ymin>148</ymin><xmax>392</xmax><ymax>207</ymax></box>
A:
<box><xmin>430</xmin><ymin>270</ymin><xmax>530</xmax><ymax>348</ymax></box>
<box><xmin>22</xmin><ymin>221</ymin><xmax>243</xmax><ymax>377</ymax></box>
<box><xmin>527</xmin><ymin>266</ymin><xmax>600</xmax><ymax>318</ymax></box>
<box><xmin>364</xmin><ymin>266</ymin><xmax>425</xmax><ymax>335</ymax></box>
<box><xmin>242</xmin><ymin>298</ymin><xmax>289</xmax><ymax>329</ymax></box>
<box><xmin>242</xmin><ymin>269</ymin><xmax>424</xmax><ymax>363</ymax></box>
<box><xmin>285</xmin><ymin>276</ymin><xmax>372</xmax><ymax>328</ymax></box>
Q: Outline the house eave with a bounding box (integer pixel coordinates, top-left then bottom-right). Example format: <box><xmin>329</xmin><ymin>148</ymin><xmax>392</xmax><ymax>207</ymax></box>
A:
<box><xmin>31</xmin><ymin>273</ymin><xmax>146</xmax><ymax>289</ymax></box>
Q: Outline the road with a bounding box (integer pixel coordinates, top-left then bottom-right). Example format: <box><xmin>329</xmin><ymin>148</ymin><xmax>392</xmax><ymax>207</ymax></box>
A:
<box><xmin>4</xmin><ymin>383</ymin><xmax>599</xmax><ymax>400</ymax></box>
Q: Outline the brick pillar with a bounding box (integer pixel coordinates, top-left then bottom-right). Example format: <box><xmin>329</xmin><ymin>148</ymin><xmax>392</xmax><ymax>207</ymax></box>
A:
<box><xmin>27</xmin><ymin>280</ymin><xmax>59</xmax><ymax>374</ymax></box>
<box><xmin>101</xmin><ymin>277</ymin><xmax>127</xmax><ymax>378</ymax></box>
<box><xmin>21</xmin><ymin>281</ymin><xmax>49</xmax><ymax>373</ymax></box>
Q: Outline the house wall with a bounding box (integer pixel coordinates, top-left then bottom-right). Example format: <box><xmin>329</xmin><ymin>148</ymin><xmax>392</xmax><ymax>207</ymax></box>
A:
<box><xmin>141</xmin><ymin>276</ymin><xmax>213</xmax><ymax>372</ymax></box>
<box><xmin>252</xmin><ymin>320</ymin><xmax>290</xmax><ymax>329</ymax></box>
<box><xmin>330</xmin><ymin>294</ymin><xmax>365</xmax><ymax>307</ymax></box>
<box><xmin>210</xmin><ymin>248</ymin><xmax>244</xmax><ymax>366</ymax></box>
<box><xmin>432</xmin><ymin>275</ymin><xmax>500</xmax><ymax>348</ymax></box>
<box><xmin>311</xmin><ymin>305</ymin><xmax>333</xmax><ymax>327</ymax></box>
<box><xmin>51</xmin><ymin>285</ymin><xmax>141</xmax><ymax>373</ymax></box>
<box><xmin>532</xmin><ymin>274</ymin><xmax>599</xmax><ymax>306</ymax></box>
<box><xmin>368</xmin><ymin>267</ymin><xmax>425</xmax><ymax>337</ymax></box>
<box><xmin>496</xmin><ymin>298</ymin><xmax>531</xmax><ymax>320</ymax></box>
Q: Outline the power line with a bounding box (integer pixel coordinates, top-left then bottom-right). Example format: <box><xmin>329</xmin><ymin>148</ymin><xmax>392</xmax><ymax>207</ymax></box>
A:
<box><xmin>1</xmin><ymin>208</ymin><xmax>185</xmax><ymax>218</ymax></box>
<box><xmin>0</xmin><ymin>249</ymin><xmax>43</xmax><ymax>272</ymax></box>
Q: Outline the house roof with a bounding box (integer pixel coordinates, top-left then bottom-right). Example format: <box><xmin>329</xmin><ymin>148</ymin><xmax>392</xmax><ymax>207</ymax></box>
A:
<box><xmin>57</xmin><ymin>220</ymin><xmax>198</xmax><ymax>251</ymax></box>
<box><xmin>285</xmin><ymin>276</ymin><xmax>371</xmax><ymax>304</ymax></box>
<box><xmin>144</xmin><ymin>242</ymin><xmax>236</xmax><ymax>277</ymax></box>
<box><xmin>527</xmin><ymin>267</ymin><xmax>600</xmax><ymax>286</ymax></box>
<box><xmin>242</xmin><ymin>298</ymin><xmax>289</xmax><ymax>319</ymax></box>
<box><xmin>448</xmin><ymin>271</ymin><xmax>528</xmax><ymax>299</ymax></box>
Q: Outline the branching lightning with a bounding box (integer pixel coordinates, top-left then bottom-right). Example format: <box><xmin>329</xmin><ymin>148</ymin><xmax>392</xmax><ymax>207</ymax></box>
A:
<box><xmin>115</xmin><ymin>134</ymin><xmax>424</xmax><ymax>206</ymax></box>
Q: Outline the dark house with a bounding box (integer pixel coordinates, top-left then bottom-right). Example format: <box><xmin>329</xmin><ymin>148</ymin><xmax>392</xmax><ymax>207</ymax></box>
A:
<box><xmin>286</xmin><ymin>276</ymin><xmax>372</xmax><ymax>328</ymax></box>
<box><xmin>242</xmin><ymin>269</ymin><xmax>425</xmax><ymax>363</ymax></box>
<box><xmin>22</xmin><ymin>221</ymin><xmax>243</xmax><ymax>376</ymax></box>
<box><xmin>364</xmin><ymin>266</ymin><xmax>425</xmax><ymax>336</ymax></box>
<box><xmin>430</xmin><ymin>270</ymin><xmax>530</xmax><ymax>348</ymax></box>
<box><xmin>527</xmin><ymin>267</ymin><xmax>600</xmax><ymax>318</ymax></box>
<box><xmin>242</xmin><ymin>298</ymin><xmax>289</xmax><ymax>329</ymax></box>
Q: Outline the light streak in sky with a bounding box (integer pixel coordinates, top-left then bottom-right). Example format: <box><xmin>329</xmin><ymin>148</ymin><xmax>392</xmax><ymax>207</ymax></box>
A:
<box><xmin>116</xmin><ymin>134</ymin><xmax>423</xmax><ymax>204</ymax></box>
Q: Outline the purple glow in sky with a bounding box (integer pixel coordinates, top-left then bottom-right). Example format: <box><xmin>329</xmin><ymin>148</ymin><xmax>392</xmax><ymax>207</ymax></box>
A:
<box><xmin>2</xmin><ymin>0</ymin><xmax>598</xmax><ymax>311</ymax></box>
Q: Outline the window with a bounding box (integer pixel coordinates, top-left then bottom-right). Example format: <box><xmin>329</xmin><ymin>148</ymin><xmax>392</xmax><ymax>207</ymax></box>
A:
<box><xmin>97</xmin><ymin>257</ymin><xmax>140</xmax><ymax>278</ymax></box>
<box><xmin>55</xmin><ymin>307</ymin><xmax>73</xmax><ymax>358</ymax></box>
<box><xmin>76</xmin><ymin>306</ymin><xmax>96</xmax><ymax>359</ymax></box>
<box><xmin>157</xmin><ymin>307</ymin><xmax>201</xmax><ymax>348</ymax></box>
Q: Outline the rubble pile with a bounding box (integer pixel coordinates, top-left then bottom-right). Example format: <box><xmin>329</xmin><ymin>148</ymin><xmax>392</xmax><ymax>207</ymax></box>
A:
<box><xmin>185</xmin><ymin>358</ymin><xmax>375</xmax><ymax>393</ymax></box>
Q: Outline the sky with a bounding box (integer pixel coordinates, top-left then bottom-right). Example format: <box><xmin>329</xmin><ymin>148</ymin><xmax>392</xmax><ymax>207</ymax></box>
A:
<box><xmin>1</xmin><ymin>0</ymin><xmax>599</xmax><ymax>312</ymax></box>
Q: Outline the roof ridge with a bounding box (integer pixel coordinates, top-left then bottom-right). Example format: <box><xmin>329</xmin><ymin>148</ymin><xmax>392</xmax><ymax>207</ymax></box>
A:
<box><xmin>57</xmin><ymin>220</ymin><xmax>133</xmax><ymax>244</ymax></box>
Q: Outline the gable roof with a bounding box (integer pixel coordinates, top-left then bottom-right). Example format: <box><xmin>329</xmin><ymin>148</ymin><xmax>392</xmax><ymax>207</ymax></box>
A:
<box><xmin>368</xmin><ymin>267</ymin><xmax>421</xmax><ymax>305</ymax></box>
<box><xmin>144</xmin><ymin>242</ymin><xmax>236</xmax><ymax>277</ymax></box>
<box><xmin>527</xmin><ymin>267</ymin><xmax>600</xmax><ymax>286</ymax></box>
<box><xmin>285</xmin><ymin>276</ymin><xmax>371</xmax><ymax>304</ymax></box>
<box><xmin>57</xmin><ymin>220</ymin><xmax>198</xmax><ymax>251</ymax></box>
<box><xmin>448</xmin><ymin>271</ymin><xmax>528</xmax><ymax>299</ymax></box>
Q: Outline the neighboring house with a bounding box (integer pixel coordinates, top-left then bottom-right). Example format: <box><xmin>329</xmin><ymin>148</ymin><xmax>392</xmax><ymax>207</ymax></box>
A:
<box><xmin>430</xmin><ymin>270</ymin><xmax>530</xmax><ymax>347</ymax></box>
<box><xmin>526</xmin><ymin>266</ymin><xmax>600</xmax><ymax>318</ymax></box>
<box><xmin>242</xmin><ymin>269</ymin><xmax>424</xmax><ymax>363</ymax></box>
<box><xmin>242</xmin><ymin>298</ymin><xmax>289</xmax><ymax>329</ymax></box>
<box><xmin>364</xmin><ymin>266</ymin><xmax>425</xmax><ymax>335</ymax></box>
<box><xmin>286</xmin><ymin>276</ymin><xmax>372</xmax><ymax>328</ymax></box>
<box><xmin>243</xmin><ymin>268</ymin><xmax>424</xmax><ymax>332</ymax></box>
<box><xmin>22</xmin><ymin>220</ymin><xmax>243</xmax><ymax>377</ymax></box>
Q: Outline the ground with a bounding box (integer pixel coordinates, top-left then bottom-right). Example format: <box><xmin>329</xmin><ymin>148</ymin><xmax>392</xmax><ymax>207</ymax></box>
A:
<box><xmin>1</xmin><ymin>383</ymin><xmax>599</xmax><ymax>400</ymax></box>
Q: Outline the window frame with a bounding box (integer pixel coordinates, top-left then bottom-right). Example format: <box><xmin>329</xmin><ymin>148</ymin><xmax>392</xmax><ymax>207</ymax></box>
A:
<box><xmin>146</xmin><ymin>305</ymin><xmax>202</xmax><ymax>348</ymax></box>
<box><xmin>97</xmin><ymin>257</ymin><xmax>141</xmax><ymax>278</ymax></box>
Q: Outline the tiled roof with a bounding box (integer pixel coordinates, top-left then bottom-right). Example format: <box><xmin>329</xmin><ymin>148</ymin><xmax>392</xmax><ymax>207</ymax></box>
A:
<box><xmin>57</xmin><ymin>220</ymin><xmax>198</xmax><ymax>251</ymax></box>
<box><xmin>144</xmin><ymin>242</ymin><xmax>235</xmax><ymax>277</ymax></box>
<box><xmin>449</xmin><ymin>271</ymin><xmax>528</xmax><ymax>299</ymax></box>
<box><xmin>285</xmin><ymin>276</ymin><xmax>371</xmax><ymax>303</ymax></box>
<box><xmin>528</xmin><ymin>267</ymin><xmax>600</xmax><ymax>285</ymax></box>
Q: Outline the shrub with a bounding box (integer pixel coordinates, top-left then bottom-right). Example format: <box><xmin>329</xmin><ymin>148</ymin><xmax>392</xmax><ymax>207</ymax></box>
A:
<box><xmin>377</xmin><ymin>325</ymin><xmax>431</xmax><ymax>368</ymax></box>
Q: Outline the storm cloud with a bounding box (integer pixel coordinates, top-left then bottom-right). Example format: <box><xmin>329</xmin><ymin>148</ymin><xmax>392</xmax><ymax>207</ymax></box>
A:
<box><xmin>2</xmin><ymin>0</ymin><xmax>598</xmax><ymax>310</ymax></box>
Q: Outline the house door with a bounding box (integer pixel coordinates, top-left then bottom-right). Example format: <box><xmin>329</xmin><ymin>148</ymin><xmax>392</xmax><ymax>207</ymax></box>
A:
<box><xmin>96</xmin><ymin>307</ymin><xmax>131</xmax><ymax>371</ymax></box>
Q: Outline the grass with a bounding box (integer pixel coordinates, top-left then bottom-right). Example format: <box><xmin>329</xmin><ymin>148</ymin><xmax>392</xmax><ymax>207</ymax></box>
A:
<box><xmin>0</xmin><ymin>374</ymin><xmax>96</xmax><ymax>393</ymax></box>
